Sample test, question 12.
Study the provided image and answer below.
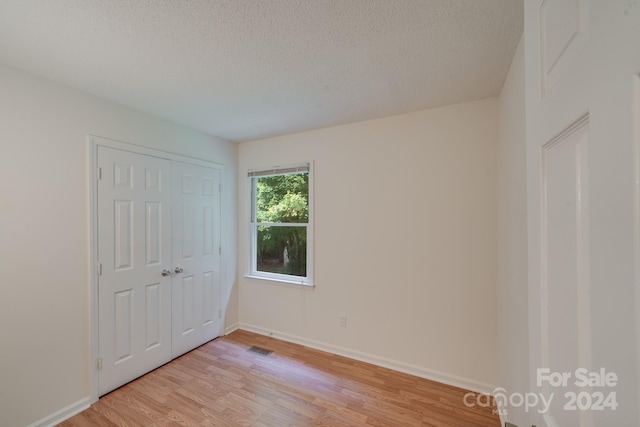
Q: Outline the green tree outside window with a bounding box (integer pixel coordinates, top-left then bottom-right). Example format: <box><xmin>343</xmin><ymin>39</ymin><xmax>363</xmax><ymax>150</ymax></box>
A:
<box><xmin>254</xmin><ymin>172</ymin><xmax>308</xmax><ymax>277</ymax></box>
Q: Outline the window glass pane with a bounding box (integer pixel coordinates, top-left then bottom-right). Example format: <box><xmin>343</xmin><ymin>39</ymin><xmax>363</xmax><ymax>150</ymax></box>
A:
<box><xmin>256</xmin><ymin>173</ymin><xmax>308</xmax><ymax>223</ymax></box>
<box><xmin>257</xmin><ymin>225</ymin><xmax>307</xmax><ymax>277</ymax></box>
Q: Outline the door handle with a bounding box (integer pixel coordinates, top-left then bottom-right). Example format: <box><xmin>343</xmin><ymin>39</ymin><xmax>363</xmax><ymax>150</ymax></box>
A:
<box><xmin>174</xmin><ymin>267</ymin><xmax>184</xmax><ymax>274</ymax></box>
<box><xmin>161</xmin><ymin>269</ymin><xmax>171</xmax><ymax>277</ymax></box>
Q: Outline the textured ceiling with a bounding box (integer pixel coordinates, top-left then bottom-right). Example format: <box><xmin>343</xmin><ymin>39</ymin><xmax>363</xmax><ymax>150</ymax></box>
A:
<box><xmin>0</xmin><ymin>0</ymin><xmax>523</xmax><ymax>142</ymax></box>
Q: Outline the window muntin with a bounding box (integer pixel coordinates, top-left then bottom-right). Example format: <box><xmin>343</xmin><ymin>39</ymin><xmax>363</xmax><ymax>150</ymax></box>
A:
<box><xmin>249</xmin><ymin>165</ymin><xmax>312</xmax><ymax>284</ymax></box>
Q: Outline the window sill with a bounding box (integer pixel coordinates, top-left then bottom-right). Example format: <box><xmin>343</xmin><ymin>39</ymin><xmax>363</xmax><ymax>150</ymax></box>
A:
<box><xmin>244</xmin><ymin>275</ymin><xmax>315</xmax><ymax>288</ymax></box>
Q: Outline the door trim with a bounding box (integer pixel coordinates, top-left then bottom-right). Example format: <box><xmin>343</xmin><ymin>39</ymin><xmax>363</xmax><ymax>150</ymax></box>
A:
<box><xmin>88</xmin><ymin>135</ymin><xmax>224</xmax><ymax>403</ymax></box>
<box><xmin>634</xmin><ymin>75</ymin><xmax>640</xmax><ymax>423</ymax></box>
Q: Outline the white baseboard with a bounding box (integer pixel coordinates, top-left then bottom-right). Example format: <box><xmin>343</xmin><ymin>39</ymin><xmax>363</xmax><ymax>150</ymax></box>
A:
<box><xmin>224</xmin><ymin>322</ymin><xmax>240</xmax><ymax>335</ymax></box>
<box><xmin>27</xmin><ymin>396</ymin><xmax>91</xmax><ymax>427</ymax></box>
<box><xmin>238</xmin><ymin>323</ymin><xmax>498</xmax><ymax>395</ymax></box>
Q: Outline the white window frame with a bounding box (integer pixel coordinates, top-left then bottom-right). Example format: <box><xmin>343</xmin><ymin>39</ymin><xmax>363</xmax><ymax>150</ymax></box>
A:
<box><xmin>248</xmin><ymin>163</ymin><xmax>313</xmax><ymax>286</ymax></box>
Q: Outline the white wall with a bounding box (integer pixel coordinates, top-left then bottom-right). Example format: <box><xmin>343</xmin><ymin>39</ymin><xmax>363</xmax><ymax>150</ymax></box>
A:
<box><xmin>238</xmin><ymin>98</ymin><xmax>499</xmax><ymax>390</ymax></box>
<box><xmin>497</xmin><ymin>36</ymin><xmax>529</xmax><ymax>425</ymax></box>
<box><xmin>0</xmin><ymin>64</ymin><xmax>238</xmax><ymax>427</ymax></box>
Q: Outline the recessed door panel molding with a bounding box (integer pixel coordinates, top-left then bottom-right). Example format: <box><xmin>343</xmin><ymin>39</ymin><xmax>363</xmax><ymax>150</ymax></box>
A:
<box><xmin>145</xmin><ymin>283</ymin><xmax>161</xmax><ymax>350</ymax></box>
<box><xmin>202</xmin><ymin>271</ymin><xmax>214</xmax><ymax>326</ymax></box>
<box><xmin>114</xmin><ymin>200</ymin><xmax>133</xmax><ymax>271</ymax></box>
<box><xmin>181</xmin><ymin>275</ymin><xmax>195</xmax><ymax>335</ymax></box>
<box><xmin>145</xmin><ymin>202</ymin><xmax>162</xmax><ymax>266</ymax></box>
<box><xmin>202</xmin><ymin>177</ymin><xmax>214</xmax><ymax>196</ymax></box>
<box><xmin>145</xmin><ymin>167</ymin><xmax>162</xmax><ymax>191</ymax></box>
<box><xmin>182</xmin><ymin>174</ymin><xmax>194</xmax><ymax>194</ymax></box>
<box><xmin>540</xmin><ymin>0</ymin><xmax>589</xmax><ymax>97</ymax></box>
<box><xmin>114</xmin><ymin>290</ymin><xmax>133</xmax><ymax>363</ymax></box>
<box><xmin>114</xmin><ymin>162</ymin><xmax>133</xmax><ymax>189</ymax></box>
<box><xmin>541</xmin><ymin>115</ymin><xmax>592</xmax><ymax>427</ymax></box>
<box><xmin>203</xmin><ymin>205</ymin><xmax>213</xmax><ymax>255</ymax></box>
<box><xmin>93</xmin><ymin>137</ymin><xmax>223</xmax><ymax>400</ymax></box>
<box><xmin>181</xmin><ymin>205</ymin><xmax>195</xmax><ymax>260</ymax></box>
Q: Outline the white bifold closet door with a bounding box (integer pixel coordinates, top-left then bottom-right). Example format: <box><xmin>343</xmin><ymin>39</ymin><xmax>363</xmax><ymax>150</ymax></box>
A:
<box><xmin>97</xmin><ymin>146</ymin><xmax>221</xmax><ymax>396</ymax></box>
<box><xmin>170</xmin><ymin>161</ymin><xmax>222</xmax><ymax>358</ymax></box>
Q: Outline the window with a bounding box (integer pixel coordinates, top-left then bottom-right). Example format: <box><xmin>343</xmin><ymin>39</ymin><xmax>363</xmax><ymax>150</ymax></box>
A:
<box><xmin>249</xmin><ymin>164</ymin><xmax>312</xmax><ymax>285</ymax></box>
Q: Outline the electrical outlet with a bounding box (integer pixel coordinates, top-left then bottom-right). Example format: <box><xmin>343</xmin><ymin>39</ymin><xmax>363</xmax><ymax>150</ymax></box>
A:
<box><xmin>339</xmin><ymin>315</ymin><xmax>347</xmax><ymax>327</ymax></box>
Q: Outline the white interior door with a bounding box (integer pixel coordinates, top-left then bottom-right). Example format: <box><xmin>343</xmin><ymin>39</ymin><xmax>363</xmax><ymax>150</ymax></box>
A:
<box><xmin>97</xmin><ymin>146</ymin><xmax>172</xmax><ymax>395</ymax></box>
<box><xmin>171</xmin><ymin>161</ymin><xmax>222</xmax><ymax>357</ymax></box>
<box><xmin>525</xmin><ymin>2</ymin><xmax>640</xmax><ymax>426</ymax></box>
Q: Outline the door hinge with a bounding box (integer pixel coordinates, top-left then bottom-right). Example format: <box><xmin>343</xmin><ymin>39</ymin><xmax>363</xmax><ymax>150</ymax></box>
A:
<box><xmin>97</xmin><ymin>357</ymin><xmax>102</xmax><ymax>370</ymax></box>
<box><xmin>97</xmin><ymin>263</ymin><xmax>102</xmax><ymax>276</ymax></box>
<box><xmin>96</xmin><ymin>167</ymin><xmax>102</xmax><ymax>180</ymax></box>
<box><xmin>218</xmin><ymin>309</ymin><xmax>222</xmax><ymax>319</ymax></box>
<box><xmin>218</xmin><ymin>246</ymin><xmax>222</xmax><ymax>255</ymax></box>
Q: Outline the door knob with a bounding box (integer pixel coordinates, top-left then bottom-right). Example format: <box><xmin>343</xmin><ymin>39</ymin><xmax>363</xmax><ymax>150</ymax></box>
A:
<box><xmin>161</xmin><ymin>269</ymin><xmax>171</xmax><ymax>277</ymax></box>
<box><xmin>174</xmin><ymin>267</ymin><xmax>184</xmax><ymax>274</ymax></box>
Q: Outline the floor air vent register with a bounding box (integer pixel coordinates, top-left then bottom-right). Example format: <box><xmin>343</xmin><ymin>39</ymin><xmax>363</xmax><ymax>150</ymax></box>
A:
<box><xmin>247</xmin><ymin>346</ymin><xmax>273</xmax><ymax>356</ymax></box>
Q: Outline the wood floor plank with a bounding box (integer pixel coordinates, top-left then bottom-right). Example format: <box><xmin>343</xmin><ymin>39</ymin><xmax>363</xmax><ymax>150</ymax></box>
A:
<box><xmin>58</xmin><ymin>330</ymin><xmax>500</xmax><ymax>427</ymax></box>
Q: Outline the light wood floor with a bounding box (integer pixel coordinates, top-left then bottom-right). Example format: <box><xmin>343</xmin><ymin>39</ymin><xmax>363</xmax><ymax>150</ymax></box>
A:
<box><xmin>60</xmin><ymin>330</ymin><xmax>500</xmax><ymax>426</ymax></box>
